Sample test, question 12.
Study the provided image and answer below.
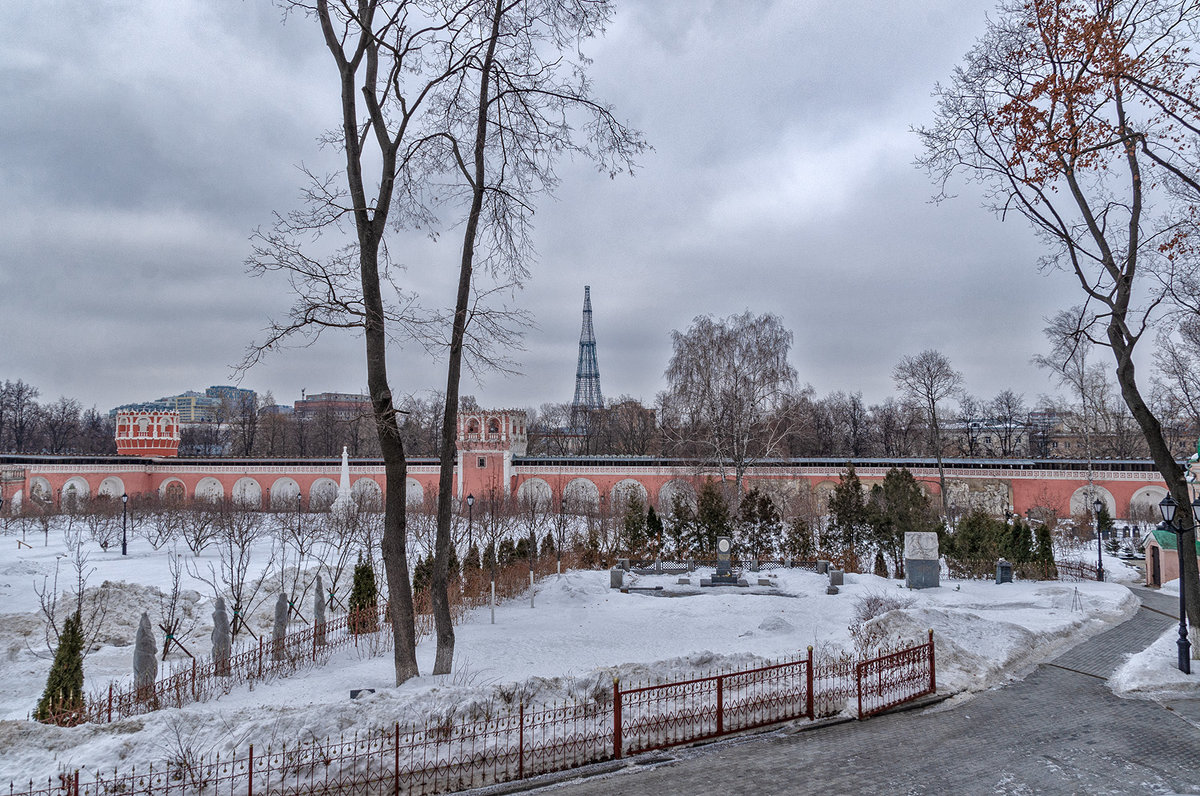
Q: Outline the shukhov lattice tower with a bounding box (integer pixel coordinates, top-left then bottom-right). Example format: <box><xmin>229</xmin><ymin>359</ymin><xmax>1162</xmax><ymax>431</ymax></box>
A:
<box><xmin>572</xmin><ymin>286</ymin><xmax>603</xmax><ymax>416</ymax></box>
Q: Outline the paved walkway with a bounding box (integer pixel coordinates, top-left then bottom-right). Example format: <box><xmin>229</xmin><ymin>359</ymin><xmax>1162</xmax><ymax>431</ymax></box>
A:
<box><xmin>522</xmin><ymin>586</ymin><xmax>1200</xmax><ymax>796</ymax></box>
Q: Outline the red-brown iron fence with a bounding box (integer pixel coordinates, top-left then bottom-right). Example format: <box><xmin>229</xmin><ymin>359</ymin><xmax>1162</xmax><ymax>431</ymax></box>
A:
<box><xmin>10</xmin><ymin>633</ymin><xmax>935</xmax><ymax>796</ymax></box>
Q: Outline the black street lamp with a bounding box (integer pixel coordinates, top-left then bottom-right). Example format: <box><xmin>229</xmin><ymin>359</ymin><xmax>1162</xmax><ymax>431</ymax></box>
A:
<box><xmin>1157</xmin><ymin>493</ymin><xmax>1194</xmax><ymax>674</ymax></box>
<box><xmin>121</xmin><ymin>493</ymin><xmax>129</xmax><ymax>556</ymax></box>
<box><xmin>1093</xmin><ymin>497</ymin><xmax>1105</xmax><ymax>582</ymax></box>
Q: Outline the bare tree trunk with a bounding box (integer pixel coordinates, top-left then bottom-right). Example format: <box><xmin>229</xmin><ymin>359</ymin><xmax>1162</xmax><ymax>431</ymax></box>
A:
<box><xmin>1111</xmin><ymin>331</ymin><xmax>1200</xmax><ymax>626</ymax></box>
<box><xmin>318</xmin><ymin>0</ymin><xmax>418</xmax><ymax>684</ymax></box>
<box><xmin>431</xmin><ymin>0</ymin><xmax>504</xmax><ymax>677</ymax></box>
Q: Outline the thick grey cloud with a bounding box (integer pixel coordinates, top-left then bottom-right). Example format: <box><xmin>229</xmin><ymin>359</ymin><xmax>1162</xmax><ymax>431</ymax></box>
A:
<box><xmin>0</xmin><ymin>0</ymin><xmax>1096</xmax><ymax>417</ymax></box>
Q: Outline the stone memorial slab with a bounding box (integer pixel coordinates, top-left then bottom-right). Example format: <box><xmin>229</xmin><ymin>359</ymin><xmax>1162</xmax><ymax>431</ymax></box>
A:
<box><xmin>610</xmin><ymin>568</ymin><xmax>624</xmax><ymax>589</ymax></box>
<box><xmin>711</xmin><ymin>536</ymin><xmax>739</xmax><ymax>585</ymax></box>
<box><xmin>905</xmin><ymin>531</ymin><xmax>941</xmax><ymax>590</ymax></box>
<box><xmin>829</xmin><ymin>568</ymin><xmax>844</xmax><ymax>587</ymax></box>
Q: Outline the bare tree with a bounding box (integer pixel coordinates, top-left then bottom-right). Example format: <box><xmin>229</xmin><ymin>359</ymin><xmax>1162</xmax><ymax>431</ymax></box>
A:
<box><xmin>188</xmin><ymin>507</ymin><xmax>268</xmax><ymax>640</ymax></box>
<box><xmin>662</xmin><ymin>311</ymin><xmax>797</xmax><ymax>493</ymax></box>
<box><xmin>40</xmin><ymin>397</ymin><xmax>81</xmax><ymax>454</ymax></box>
<box><xmin>158</xmin><ymin>550</ymin><xmax>197</xmax><ymax>660</ymax></box>
<box><xmin>892</xmin><ymin>349</ymin><xmax>963</xmax><ymax>516</ymax></box>
<box><xmin>989</xmin><ymin>389</ymin><xmax>1028</xmax><ymax>457</ymax></box>
<box><xmin>34</xmin><ymin>536</ymin><xmax>108</xmax><ymax>659</ymax></box>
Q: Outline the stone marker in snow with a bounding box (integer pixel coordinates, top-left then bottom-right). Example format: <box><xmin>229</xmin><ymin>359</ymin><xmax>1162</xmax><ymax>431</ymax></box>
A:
<box><xmin>273</xmin><ymin>593</ymin><xmax>289</xmax><ymax>661</ymax></box>
<box><xmin>905</xmin><ymin>531</ymin><xmax>941</xmax><ymax>590</ymax></box>
<box><xmin>134</xmin><ymin>612</ymin><xmax>157</xmax><ymax>697</ymax></box>
<box><xmin>314</xmin><ymin>575</ymin><xmax>327</xmax><ymax>646</ymax></box>
<box><xmin>212</xmin><ymin>597</ymin><xmax>231</xmax><ymax>675</ymax></box>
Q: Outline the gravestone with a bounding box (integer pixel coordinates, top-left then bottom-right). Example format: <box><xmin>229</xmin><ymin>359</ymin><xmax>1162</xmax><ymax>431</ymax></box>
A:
<box><xmin>828</xmin><ymin>568</ymin><xmax>844</xmax><ymax>587</ymax></box>
<box><xmin>995</xmin><ymin>558</ymin><xmax>1013</xmax><ymax>584</ymax></box>
<box><xmin>610</xmin><ymin>568</ymin><xmax>624</xmax><ymax>589</ymax></box>
<box><xmin>817</xmin><ymin>560</ymin><xmax>830</xmax><ymax>575</ymax></box>
<box><xmin>711</xmin><ymin>536</ymin><xmax>739</xmax><ymax>585</ymax></box>
<box><xmin>905</xmin><ymin>531</ymin><xmax>940</xmax><ymax>590</ymax></box>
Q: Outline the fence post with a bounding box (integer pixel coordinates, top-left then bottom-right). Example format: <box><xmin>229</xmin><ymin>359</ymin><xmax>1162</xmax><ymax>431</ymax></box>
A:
<box><xmin>519</xmin><ymin>703</ymin><xmax>525</xmax><ymax>780</ymax></box>
<box><xmin>928</xmin><ymin>629</ymin><xmax>936</xmax><ymax>693</ymax></box>
<box><xmin>855</xmin><ymin>661</ymin><xmax>863</xmax><ymax>720</ymax></box>
<box><xmin>393</xmin><ymin>722</ymin><xmax>400</xmax><ymax>796</ymax></box>
<box><xmin>257</xmin><ymin>638</ymin><xmax>263</xmax><ymax>679</ymax></box>
<box><xmin>248</xmin><ymin>744</ymin><xmax>254</xmax><ymax>796</ymax></box>
<box><xmin>716</xmin><ymin>675</ymin><xmax>724</xmax><ymax>736</ymax></box>
<box><xmin>191</xmin><ymin>659</ymin><xmax>197</xmax><ymax>701</ymax></box>
<box><xmin>612</xmin><ymin>678</ymin><xmax>622</xmax><ymax>760</ymax></box>
<box><xmin>107</xmin><ymin>683</ymin><xmax>113</xmax><ymax>723</ymax></box>
<box><xmin>805</xmin><ymin>646</ymin><xmax>814</xmax><ymax>720</ymax></box>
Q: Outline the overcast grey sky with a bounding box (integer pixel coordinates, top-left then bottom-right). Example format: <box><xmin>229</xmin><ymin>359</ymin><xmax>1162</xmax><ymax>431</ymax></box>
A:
<box><xmin>0</xmin><ymin>0</ymin><xmax>1087</xmax><ymax>415</ymax></box>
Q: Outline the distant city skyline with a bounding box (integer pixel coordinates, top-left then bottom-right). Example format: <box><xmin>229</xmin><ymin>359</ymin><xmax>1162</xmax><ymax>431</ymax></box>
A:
<box><xmin>1</xmin><ymin>1</ymin><xmax>1113</xmax><ymax>417</ymax></box>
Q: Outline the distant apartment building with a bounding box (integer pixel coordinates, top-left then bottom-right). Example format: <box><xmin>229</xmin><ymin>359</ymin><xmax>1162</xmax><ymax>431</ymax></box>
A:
<box><xmin>205</xmin><ymin>385</ymin><xmax>256</xmax><ymax>412</ymax></box>
<box><xmin>111</xmin><ymin>385</ymin><xmax>257</xmax><ymax>426</ymax></box>
<box><xmin>294</xmin><ymin>392</ymin><xmax>372</xmax><ymax>422</ymax></box>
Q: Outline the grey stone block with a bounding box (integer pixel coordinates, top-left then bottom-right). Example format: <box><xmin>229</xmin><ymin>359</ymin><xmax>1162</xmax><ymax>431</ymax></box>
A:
<box><xmin>610</xmin><ymin>569</ymin><xmax>624</xmax><ymax>589</ymax></box>
<box><xmin>758</xmin><ymin>578</ymin><xmax>772</xmax><ymax>586</ymax></box>
<box><xmin>700</xmin><ymin>578</ymin><xmax>713</xmax><ymax>587</ymax></box>
<box><xmin>906</xmin><ymin>558</ymin><xmax>940</xmax><ymax>590</ymax></box>
<box><xmin>829</xmin><ymin>568</ymin><xmax>844</xmax><ymax>587</ymax></box>
<box><xmin>817</xmin><ymin>560</ymin><xmax>830</xmax><ymax>575</ymax></box>
<box><xmin>678</xmin><ymin>577</ymin><xmax>691</xmax><ymax>585</ymax></box>
<box><xmin>996</xmin><ymin>558</ymin><xmax>1013</xmax><ymax>584</ymax></box>
<box><xmin>826</xmin><ymin>585</ymin><xmax>839</xmax><ymax>595</ymax></box>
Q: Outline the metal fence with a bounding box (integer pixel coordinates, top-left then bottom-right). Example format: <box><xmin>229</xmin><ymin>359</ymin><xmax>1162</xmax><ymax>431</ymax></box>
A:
<box><xmin>12</xmin><ymin>634</ymin><xmax>936</xmax><ymax>796</ymax></box>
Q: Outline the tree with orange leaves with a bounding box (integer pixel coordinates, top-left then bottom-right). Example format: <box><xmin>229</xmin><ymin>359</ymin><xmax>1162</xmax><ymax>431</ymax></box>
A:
<box><xmin>917</xmin><ymin>0</ymin><xmax>1200</xmax><ymax>629</ymax></box>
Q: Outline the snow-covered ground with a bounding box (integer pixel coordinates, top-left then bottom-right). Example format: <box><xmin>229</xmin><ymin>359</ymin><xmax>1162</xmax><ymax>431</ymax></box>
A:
<box><xmin>0</xmin><ymin>523</ymin><xmax>1163</xmax><ymax>787</ymax></box>
<box><xmin>1111</xmin><ymin>577</ymin><xmax>1200</xmax><ymax>700</ymax></box>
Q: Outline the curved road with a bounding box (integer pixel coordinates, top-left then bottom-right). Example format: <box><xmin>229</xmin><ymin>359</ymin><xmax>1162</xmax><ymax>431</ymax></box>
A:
<box><xmin>517</xmin><ymin>586</ymin><xmax>1200</xmax><ymax>796</ymax></box>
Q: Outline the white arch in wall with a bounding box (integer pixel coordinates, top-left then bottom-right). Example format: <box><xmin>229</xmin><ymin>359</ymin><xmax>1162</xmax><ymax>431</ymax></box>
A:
<box><xmin>270</xmin><ymin>478</ymin><xmax>301</xmax><ymax>510</ymax></box>
<box><xmin>310</xmin><ymin>478</ymin><xmax>339</xmax><ymax>510</ymax></box>
<box><xmin>405</xmin><ymin>478</ymin><xmax>425</xmax><ymax>506</ymax></box>
<box><xmin>4</xmin><ymin>489</ymin><xmax>20</xmax><ymax>514</ymax></box>
<box><xmin>62</xmin><ymin>477</ymin><xmax>90</xmax><ymax>510</ymax></box>
<box><xmin>195</xmin><ymin>477</ymin><xmax>225</xmax><ymax>503</ymax></box>
<box><xmin>563</xmin><ymin>478</ymin><xmax>599</xmax><ymax>511</ymax></box>
<box><xmin>232</xmin><ymin>478</ymin><xmax>263</xmax><ymax>509</ymax></box>
<box><xmin>159</xmin><ymin>478</ymin><xmax>186</xmax><ymax>505</ymax></box>
<box><xmin>352</xmin><ymin>478</ymin><xmax>383</xmax><ymax>510</ymax></box>
<box><xmin>657</xmin><ymin>479</ymin><xmax>697</xmax><ymax>511</ymax></box>
<box><xmin>97</xmin><ymin>476</ymin><xmax>125</xmax><ymax>498</ymax></box>
<box><xmin>1128</xmin><ymin>485</ymin><xmax>1168</xmax><ymax>520</ymax></box>
<box><xmin>1070</xmin><ymin>485</ymin><xmax>1115</xmax><ymax>517</ymax></box>
<box><xmin>28</xmin><ymin>477</ymin><xmax>52</xmax><ymax>504</ymax></box>
<box><xmin>517</xmin><ymin>478</ymin><xmax>552</xmax><ymax>509</ymax></box>
<box><xmin>611</xmin><ymin>479</ymin><xmax>648</xmax><ymax>510</ymax></box>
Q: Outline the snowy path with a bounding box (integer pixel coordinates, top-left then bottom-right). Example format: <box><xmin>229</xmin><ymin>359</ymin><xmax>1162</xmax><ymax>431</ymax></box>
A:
<box><xmin>522</xmin><ymin>588</ymin><xmax>1200</xmax><ymax>796</ymax></box>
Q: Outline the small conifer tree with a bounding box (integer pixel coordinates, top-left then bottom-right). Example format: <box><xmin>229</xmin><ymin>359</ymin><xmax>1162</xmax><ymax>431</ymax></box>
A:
<box><xmin>782</xmin><ymin>516</ymin><xmax>815</xmax><ymax>560</ymax></box>
<box><xmin>873</xmin><ymin>550</ymin><xmax>888</xmax><ymax>578</ymax></box>
<box><xmin>646</xmin><ymin>505</ymin><xmax>664</xmax><ymax>555</ymax></box>
<box><xmin>35</xmin><ymin>610</ymin><xmax>84</xmax><ymax>724</ymax></box>
<box><xmin>463</xmin><ymin>541</ymin><xmax>482</xmax><ymax>572</ymax></box>
<box><xmin>1034</xmin><ymin>523</ymin><xmax>1057</xmax><ymax>578</ymax></box>
<box><xmin>348</xmin><ymin>557</ymin><xmax>379</xmax><ymax>634</ymax></box>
